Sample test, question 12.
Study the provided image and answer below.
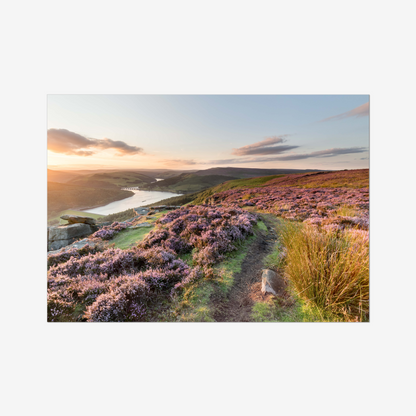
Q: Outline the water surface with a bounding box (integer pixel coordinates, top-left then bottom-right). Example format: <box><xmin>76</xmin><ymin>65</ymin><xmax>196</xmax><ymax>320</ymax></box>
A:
<box><xmin>83</xmin><ymin>190</ymin><xmax>181</xmax><ymax>216</ymax></box>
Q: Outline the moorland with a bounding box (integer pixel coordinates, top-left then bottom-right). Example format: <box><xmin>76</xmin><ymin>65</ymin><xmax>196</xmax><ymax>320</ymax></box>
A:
<box><xmin>47</xmin><ymin>167</ymin><xmax>326</xmax><ymax>222</ymax></box>
<box><xmin>47</xmin><ymin>168</ymin><xmax>369</xmax><ymax>323</ymax></box>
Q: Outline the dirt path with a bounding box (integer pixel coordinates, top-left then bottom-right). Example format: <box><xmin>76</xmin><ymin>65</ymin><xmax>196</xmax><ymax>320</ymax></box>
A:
<box><xmin>211</xmin><ymin>215</ymin><xmax>280</xmax><ymax>322</ymax></box>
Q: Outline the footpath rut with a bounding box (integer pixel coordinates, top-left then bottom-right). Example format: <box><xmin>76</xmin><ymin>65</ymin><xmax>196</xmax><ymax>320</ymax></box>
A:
<box><xmin>211</xmin><ymin>215</ymin><xmax>278</xmax><ymax>322</ymax></box>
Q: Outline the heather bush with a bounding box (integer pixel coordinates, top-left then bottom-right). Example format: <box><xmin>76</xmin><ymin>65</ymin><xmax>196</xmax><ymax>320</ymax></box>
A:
<box><xmin>47</xmin><ymin>244</ymin><xmax>103</xmax><ymax>269</ymax></box>
<box><xmin>47</xmin><ymin>205</ymin><xmax>259</xmax><ymax>322</ymax></box>
<box><xmin>203</xmin><ymin>186</ymin><xmax>369</xmax><ymax>229</ymax></box>
<box><xmin>84</xmin><ymin>274</ymin><xmax>150</xmax><ymax>322</ymax></box>
<box><xmin>139</xmin><ymin>205</ymin><xmax>258</xmax><ymax>269</ymax></box>
<box><xmin>47</xmin><ymin>245</ymin><xmax>194</xmax><ymax>322</ymax></box>
<box><xmin>91</xmin><ymin>221</ymin><xmax>132</xmax><ymax>241</ymax></box>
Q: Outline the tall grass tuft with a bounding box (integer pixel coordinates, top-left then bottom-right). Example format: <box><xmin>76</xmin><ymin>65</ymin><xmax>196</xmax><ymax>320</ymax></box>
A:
<box><xmin>280</xmin><ymin>223</ymin><xmax>369</xmax><ymax>321</ymax></box>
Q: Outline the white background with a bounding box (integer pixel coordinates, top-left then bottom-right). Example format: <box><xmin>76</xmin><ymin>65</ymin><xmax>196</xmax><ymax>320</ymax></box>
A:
<box><xmin>1</xmin><ymin>1</ymin><xmax>415</xmax><ymax>415</ymax></box>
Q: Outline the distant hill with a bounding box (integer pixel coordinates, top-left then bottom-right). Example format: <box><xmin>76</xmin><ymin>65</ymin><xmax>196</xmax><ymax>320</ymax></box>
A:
<box><xmin>141</xmin><ymin>173</ymin><xmax>239</xmax><ymax>194</ymax></box>
<box><xmin>141</xmin><ymin>166</ymin><xmax>326</xmax><ymax>194</ymax></box>
<box><xmin>263</xmin><ymin>169</ymin><xmax>369</xmax><ymax>188</ymax></box>
<box><xmin>68</xmin><ymin>171</ymin><xmax>156</xmax><ymax>188</ymax></box>
<box><xmin>128</xmin><ymin>169</ymin><xmax>197</xmax><ymax>179</ymax></box>
<box><xmin>47</xmin><ymin>169</ymin><xmax>81</xmax><ymax>183</ymax></box>
<box><xmin>48</xmin><ymin>182</ymin><xmax>134</xmax><ymax>219</ymax></box>
<box><xmin>192</xmin><ymin>167</ymin><xmax>325</xmax><ymax>178</ymax></box>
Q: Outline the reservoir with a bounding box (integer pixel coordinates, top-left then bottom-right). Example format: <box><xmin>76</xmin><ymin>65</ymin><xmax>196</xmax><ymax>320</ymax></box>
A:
<box><xmin>83</xmin><ymin>189</ymin><xmax>182</xmax><ymax>216</ymax></box>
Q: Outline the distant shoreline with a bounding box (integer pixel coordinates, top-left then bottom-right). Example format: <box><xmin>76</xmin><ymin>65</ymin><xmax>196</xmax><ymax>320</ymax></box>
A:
<box><xmin>78</xmin><ymin>189</ymin><xmax>182</xmax><ymax>215</ymax></box>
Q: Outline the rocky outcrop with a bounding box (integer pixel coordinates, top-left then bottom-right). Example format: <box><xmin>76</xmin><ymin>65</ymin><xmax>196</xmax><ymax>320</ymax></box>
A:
<box><xmin>134</xmin><ymin>207</ymin><xmax>150</xmax><ymax>216</ymax></box>
<box><xmin>48</xmin><ymin>223</ymin><xmax>94</xmax><ymax>251</ymax></box>
<box><xmin>47</xmin><ymin>238</ymin><xmax>98</xmax><ymax>257</ymax></box>
<box><xmin>60</xmin><ymin>214</ymin><xmax>96</xmax><ymax>225</ymax></box>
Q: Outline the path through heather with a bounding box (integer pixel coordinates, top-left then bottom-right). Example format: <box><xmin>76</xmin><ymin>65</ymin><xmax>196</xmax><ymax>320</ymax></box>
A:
<box><xmin>211</xmin><ymin>214</ymin><xmax>278</xmax><ymax>322</ymax></box>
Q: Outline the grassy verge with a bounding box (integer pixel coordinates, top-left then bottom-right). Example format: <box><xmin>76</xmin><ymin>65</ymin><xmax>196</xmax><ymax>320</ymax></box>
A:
<box><xmin>251</xmin><ymin>295</ymin><xmax>344</xmax><ymax>322</ymax></box>
<box><xmin>214</xmin><ymin>230</ymin><xmax>259</xmax><ymax>296</ymax></box>
<box><xmin>251</xmin><ymin>215</ymin><xmax>369</xmax><ymax>322</ymax></box>
<box><xmin>110</xmin><ymin>227</ymin><xmax>154</xmax><ymax>249</ymax></box>
<box><xmin>105</xmin><ymin>210</ymin><xmax>169</xmax><ymax>249</ymax></box>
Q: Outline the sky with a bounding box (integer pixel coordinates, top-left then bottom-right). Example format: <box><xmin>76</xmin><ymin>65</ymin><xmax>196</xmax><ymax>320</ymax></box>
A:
<box><xmin>47</xmin><ymin>95</ymin><xmax>369</xmax><ymax>171</ymax></box>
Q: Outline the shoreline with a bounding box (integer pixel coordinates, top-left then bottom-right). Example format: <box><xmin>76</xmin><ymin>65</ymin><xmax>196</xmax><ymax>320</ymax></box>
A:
<box><xmin>78</xmin><ymin>189</ymin><xmax>182</xmax><ymax>214</ymax></box>
<box><xmin>75</xmin><ymin>190</ymin><xmax>135</xmax><ymax>212</ymax></box>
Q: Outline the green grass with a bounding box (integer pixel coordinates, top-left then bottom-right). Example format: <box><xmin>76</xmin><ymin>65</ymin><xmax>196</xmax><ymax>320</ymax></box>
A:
<box><xmin>178</xmin><ymin>251</ymin><xmax>196</xmax><ymax>267</ymax></box>
<box><xmin>257</xmin><ymin>220</ymin><xmax>268</xmax><ymax>232</ymax></box>
<box><xmin>251</xmin><ymin>296</ymin><xmax>344</xmax><ymax>322</ymax></box>
<box><xmin>110</xmin><ymin>227</ymin><xmax>154</xmax><ymax>249</ymax></box>
<box><xmin>173</xmin><ymin>281</ymin><xmax>216</xmax><ymax>322</ymax></box>
<box><xmin>214</xmin><ymin>232</ymin><xmax>258</xmax><ymax>295</ymax></box>
<box><xmin>105</xmin><ymin>210</ymin><xmax>169</xmax><ymax>249</ymax></box>
<box><xmin>263</xmin><ymin>247</ymin><xmax>283</xmax><ymax>270</ymax></box>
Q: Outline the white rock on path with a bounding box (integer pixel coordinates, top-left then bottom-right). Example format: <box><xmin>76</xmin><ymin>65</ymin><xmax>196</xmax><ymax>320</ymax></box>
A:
<box><xmin>261</xmin><ymin>269</ymin><xmax>278</xmax><ymax>295</ymax></box>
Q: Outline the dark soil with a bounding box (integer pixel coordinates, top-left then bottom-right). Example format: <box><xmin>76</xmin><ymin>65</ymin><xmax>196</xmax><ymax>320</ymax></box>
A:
<box><xmin>211</xmin><ymin>215</ymin><xmax>287</xmax><ymax>322</ymax></box>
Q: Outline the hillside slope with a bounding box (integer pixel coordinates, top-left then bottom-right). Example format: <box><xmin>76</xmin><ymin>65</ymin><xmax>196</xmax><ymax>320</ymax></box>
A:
<box><xmin>146</xmin><ymin>169</ymin><xmax>369</xmax><ymax>207</ymax></box>
<box><xmin>48</xmin><ymin>182</ymin><xmax>134</xmax><ymax>218</ymax></box>
<box><xmin>192</xmin><ymin>167</ymin><xmax>325</xmax><ymax>178</ymax></box>
<box><xmin>263</xmin><ymin>169</ymin><xmax>369</xmax><ymax>188</ymax></box>
<box><xmin>47</xmin><ymin>169</ymin><xmax>81</xmax><ymax>183</ymax></box>
<box><xmin>68</xmin><ymin>171</ymin><xmax>155</xmax><ymax>188</ymax></box>
<box><xmin>142</xmin><ymin>173</ymin><xmax>239</xmax><ymax>194</ymax></box>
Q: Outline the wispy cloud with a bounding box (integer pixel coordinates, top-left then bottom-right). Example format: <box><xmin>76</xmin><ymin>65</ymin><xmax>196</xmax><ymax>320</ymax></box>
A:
<box><xmin>47</xmin><ymin>128</ymin><xmax>144</xmax><ymax>156</ymax></box>
<box><xmin>205</xmin><ymin>147</ymin><xmax>367</xmax><ymax>165</ymax></box>
<box><xmin>320</xmin><ymin>102</ymin><xmax>369</xmax><ymax>122</ymax></box>
<box><xmin>232</xmin><ymin>135</ymin><xmax>297</xmax><ymax>156</ymax></box>
<box><xmin>274</xmin><ymin>147</ymin><xmax>368</xmax><ymax>161</ymax></box>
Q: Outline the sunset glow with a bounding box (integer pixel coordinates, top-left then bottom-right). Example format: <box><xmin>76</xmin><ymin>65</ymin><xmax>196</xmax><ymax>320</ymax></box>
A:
<box><xmin>47</xmin><ymin>95</ymin><xmax>369</xmax><ymax>171</ymax></box>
